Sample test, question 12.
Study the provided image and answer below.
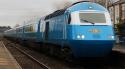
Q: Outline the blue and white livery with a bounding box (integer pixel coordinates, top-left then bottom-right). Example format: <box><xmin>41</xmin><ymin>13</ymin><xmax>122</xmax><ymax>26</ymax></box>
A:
<box><xmin>4</xmin><ymin>1</ymin><xmax>115</xmax><ymax>59</ymax></box>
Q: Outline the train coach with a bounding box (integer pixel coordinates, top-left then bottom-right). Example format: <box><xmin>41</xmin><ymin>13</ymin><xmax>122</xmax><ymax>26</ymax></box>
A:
<box><xmin>4</xmin><ymin>1</ymin><xmax>116</xmax><ymax>60</ymax></box>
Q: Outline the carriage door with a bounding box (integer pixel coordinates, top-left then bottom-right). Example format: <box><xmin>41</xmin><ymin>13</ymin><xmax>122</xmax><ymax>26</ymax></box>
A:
<box><xmin>45</xmin><ymin>21</ymin><xmax>49</xmax><ymax>40</ymax></box>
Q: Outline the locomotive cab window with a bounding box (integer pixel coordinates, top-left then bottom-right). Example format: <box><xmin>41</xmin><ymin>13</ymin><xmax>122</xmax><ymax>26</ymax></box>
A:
<box><xmin>79</xmin><ymin>13</ymin><xmax>106</xmax><ymax>23</ymax></box>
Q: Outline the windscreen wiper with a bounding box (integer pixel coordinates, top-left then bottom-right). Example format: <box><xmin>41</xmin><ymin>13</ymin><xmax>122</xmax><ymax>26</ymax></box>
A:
<box><xmin>81</xmin><ymin>19</ymin><xmax>95</xmax><ymax>25</ymax></box>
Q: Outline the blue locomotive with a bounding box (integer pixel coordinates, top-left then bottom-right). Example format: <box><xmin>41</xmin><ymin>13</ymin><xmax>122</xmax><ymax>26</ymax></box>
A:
<box><xmin>4</xmin><ymin>1</ymin><xmax>115</xmax><ymax>59</ymax></box>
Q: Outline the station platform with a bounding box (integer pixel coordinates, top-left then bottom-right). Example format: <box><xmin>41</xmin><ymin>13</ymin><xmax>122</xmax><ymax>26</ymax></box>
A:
<box><xmin>0</xmin><ymin>41</ymin><xmax>22</xmax><ymax>69</ymax></box>
<box><xmin>113</xmin><ymin>44</ymin><xmax>125</xmax><ymax>53</ymax></box>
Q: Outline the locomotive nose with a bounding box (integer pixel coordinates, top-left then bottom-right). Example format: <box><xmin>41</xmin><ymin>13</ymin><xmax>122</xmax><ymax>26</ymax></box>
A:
<box><xmin>67</xmin><ymin>26</ymin><xmax>115</xmax><ymax>57</ymax></box>
<box><xmin>68</xmin><ymin>25</ymin><xmax>115</xmax><ymax>41</ymax></box>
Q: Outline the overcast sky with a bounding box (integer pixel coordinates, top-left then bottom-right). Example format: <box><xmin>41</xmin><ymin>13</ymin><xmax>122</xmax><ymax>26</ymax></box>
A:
<box><xmin>0</xmin><ymin>0</ymin><xmax>117</xmax><ymax>27</ymax></box>
<box><xmin>0</xmin><ymin>0</ymin><xmax>77</xmax><ymax>27</ymax></box>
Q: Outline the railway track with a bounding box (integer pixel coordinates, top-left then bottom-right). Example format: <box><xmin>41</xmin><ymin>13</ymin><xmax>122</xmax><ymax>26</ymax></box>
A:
<box><xmin>3</xmin><ymin>39</ymin><xmax>74</xmax><ymax>69</ymax></box>
<box><xmin>3</xmin><ymin>38</ymin><xmax>125</xmax><ymax>69</ymax></box>
<box><xmin>3</xmin><ymin>40</ymin><xmax>50</xmax><ymax>69</ymax></box>
<box><xmin>12</xmin><ymin>45</ymin><xmax>50</xmax><ymax>69</ymax></box>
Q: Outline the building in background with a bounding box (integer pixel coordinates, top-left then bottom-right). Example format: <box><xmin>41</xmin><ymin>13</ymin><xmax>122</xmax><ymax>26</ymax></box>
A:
<box><xmin>109</xmin><ymin>0</ymin><xmax>125</xmax><ymax>24</ymax></box>
<box><xmin>121</xmin><ymin>3</ymin><xmax>125</xmax><ymax>22</ymax></box>
<box><xmin>108</xmin><ymin>0</ymin><xmax>125</xmax><ymax>42</ymax></box>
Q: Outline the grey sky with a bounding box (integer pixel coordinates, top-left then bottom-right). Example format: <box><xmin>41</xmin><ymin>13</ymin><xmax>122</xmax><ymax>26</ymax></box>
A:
<box><xmin>0</xmin><ymin>0</ymin><xmax>77</xmax><ymax>27</ymax></box>
<box><xmin>0</xmin><ymin>0</ymin><xmax>117</xmax><ymax>27</ymax></box>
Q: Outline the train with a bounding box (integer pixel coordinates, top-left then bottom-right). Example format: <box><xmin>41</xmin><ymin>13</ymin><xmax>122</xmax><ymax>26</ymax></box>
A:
<box><xmin>4</xmin><ymin>1</ymin><xmax>115</xmax><ymax>60</ymax></box>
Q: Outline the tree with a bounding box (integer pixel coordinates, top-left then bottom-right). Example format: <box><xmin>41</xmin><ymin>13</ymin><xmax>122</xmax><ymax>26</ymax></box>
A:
<box><xmin>14</xmin><ymin>24</ymin><xmax>20</xmax><ymax>28</ymax></box>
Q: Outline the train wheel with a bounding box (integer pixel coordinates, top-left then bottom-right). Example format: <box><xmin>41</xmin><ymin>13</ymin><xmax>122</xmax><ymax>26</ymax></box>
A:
<box><xmin>61</xmin><ymin>47</ymin><xmax>74</xmax><ymax>62</ymax></box>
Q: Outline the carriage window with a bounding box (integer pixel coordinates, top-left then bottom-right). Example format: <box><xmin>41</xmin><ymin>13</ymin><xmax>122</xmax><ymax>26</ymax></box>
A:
<box><xmin>79</xmin><ymin>13</ymin><xmax>106</xmax><ymax>23</ymax></box>
<box><xmin>25</xmin><ymin>25</ymin><xmax>34</xmax><ymax>32</ymax></box>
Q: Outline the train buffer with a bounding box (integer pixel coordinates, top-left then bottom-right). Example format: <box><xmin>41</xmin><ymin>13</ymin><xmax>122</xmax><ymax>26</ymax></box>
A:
<box><xmin>0</xmin><ymin>41</ymin><xmax>22</xmax><ymax>69</ymax></box>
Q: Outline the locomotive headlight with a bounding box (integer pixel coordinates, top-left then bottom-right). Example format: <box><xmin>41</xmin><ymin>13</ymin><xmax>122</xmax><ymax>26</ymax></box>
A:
<box><xmin>108</xmin><ymin>35</ymin><xmax>115</xmax><ymax>39</ymax></box>
<box><xmin>77</xmin><ymin>35</ymin><xmax>85</xmax><ymax>39</ymax></box>
<box><xmin>81</xmin><ymin>35</ymin><xmax>85</xmax><ymax>39</ymax></box>
<box><xmin>111</xmin><ymin>36</ymin><xmax>115</xmax><ymax>39</ymax></box>
<box><xmin>77</xmin><ymin>35</ymin><xmax>81</xmax><ymax>39</ymax></box>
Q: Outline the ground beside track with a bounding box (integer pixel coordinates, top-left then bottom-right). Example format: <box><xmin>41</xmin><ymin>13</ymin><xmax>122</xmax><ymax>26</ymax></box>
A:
<box><xmin>3</xmin><ymin>38</ymin><xmax>125</xmax><ymax>69</ymax></box>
